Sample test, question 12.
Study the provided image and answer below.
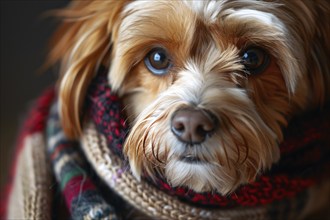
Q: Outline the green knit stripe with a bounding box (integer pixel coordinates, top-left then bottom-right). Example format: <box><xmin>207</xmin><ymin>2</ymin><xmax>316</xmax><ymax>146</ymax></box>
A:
<box><xmin>60</xmin><ymin>168</ymin><xmax>85</xmax><ymax>190</ymax></box>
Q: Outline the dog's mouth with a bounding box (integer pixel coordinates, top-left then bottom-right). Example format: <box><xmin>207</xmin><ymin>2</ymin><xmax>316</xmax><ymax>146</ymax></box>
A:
<box><xmin>180</xmin><ymin>154</ymin><xmax>202</xmax><ymax>163</ymax></box>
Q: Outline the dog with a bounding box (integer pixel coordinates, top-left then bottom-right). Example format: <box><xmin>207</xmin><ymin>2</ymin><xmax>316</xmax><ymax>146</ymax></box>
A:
<box><xmin>47</xmin><ymin>0</ymin><xmax>329</xmax><ymax>203</ymax></box>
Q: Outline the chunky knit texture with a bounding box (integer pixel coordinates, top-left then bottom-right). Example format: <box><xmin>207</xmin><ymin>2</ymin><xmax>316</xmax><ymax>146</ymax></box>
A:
<box><xmin>2</xmin><ymin>70</ymin><xmax>330</xmax><ymax>219</ymax></box>
<box><xmin>46</xmin><ymin>102</ymin><xmax>118</xmax><ymax>220</ymax></box>
<box><xmin>88</xmin><ymin>71</ymin><xmax>330</xmax><ymax>208</ymax></box>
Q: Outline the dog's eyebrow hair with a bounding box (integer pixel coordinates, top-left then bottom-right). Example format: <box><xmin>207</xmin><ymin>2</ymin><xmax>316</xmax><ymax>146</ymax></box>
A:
<box><xmin>226</xmin><ymin>9</ymin><xmax>285</xmax><ymax>31</ymax></box>
<box><xmin>183</xmin><ymin>0</ymin><xmax>225</xmax><ymax>23</ymax></box>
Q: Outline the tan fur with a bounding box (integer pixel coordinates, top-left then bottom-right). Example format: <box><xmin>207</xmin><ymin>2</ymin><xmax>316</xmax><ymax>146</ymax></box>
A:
<box><xmin>47</xmin><ymin>0</ymin><xmax>128</xmax><ymax>138</ymax></box>
<box><xmin>48</xmin><ymin>0</ymin><xmax>330</xmax><ymax>197</ymax></box>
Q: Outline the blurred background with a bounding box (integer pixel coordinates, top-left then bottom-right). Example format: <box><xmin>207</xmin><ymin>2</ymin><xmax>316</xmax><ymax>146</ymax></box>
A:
<box><xmin>0</xmin><ymin>1</ymin><xmax>68</xmax><ymax>188</ymax></box>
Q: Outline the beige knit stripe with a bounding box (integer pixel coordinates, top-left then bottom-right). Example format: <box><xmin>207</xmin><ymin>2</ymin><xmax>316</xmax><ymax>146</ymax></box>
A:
<box><xmin>48</xmin><ymin>130</ymin><xmax>66</xmax><ymax>152</ymax></box>
<box><xmin>54</xmin><ymin>151</ymin><xmax>82</xmax><ymax>178</ymax></box>
<box><xmin>7</xmin><ymin>133</ymin><xmax>52</xmax><ymax>220</ymax></box>
<box><xmin>81</xmin><ymin>122</ymin><xmax>270</xmax><ymax>220</ymax></box>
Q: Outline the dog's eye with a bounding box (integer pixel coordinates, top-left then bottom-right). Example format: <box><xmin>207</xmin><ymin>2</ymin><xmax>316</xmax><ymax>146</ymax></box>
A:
<box><xmin>145</xmin><ymin>48</ymin><xmax>172</xmax><ymax>75</ymax></box>
<box><xmin>241</xmin><ymin>47</ymin><xmax>270</xmax><ymax>74</ymax></box>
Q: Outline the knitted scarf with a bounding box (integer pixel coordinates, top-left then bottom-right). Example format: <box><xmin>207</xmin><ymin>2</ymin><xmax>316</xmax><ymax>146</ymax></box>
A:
<box><xmin>3</xmin><ymin>70</ymin><xmax>330</xmax><ymax>220</ymax></box>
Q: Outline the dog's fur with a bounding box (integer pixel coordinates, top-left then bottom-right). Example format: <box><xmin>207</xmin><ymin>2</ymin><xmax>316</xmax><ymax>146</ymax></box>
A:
<box><xmin>47</xmin><ymin>0</ymin><xmax>330</xmax><ymax>196</ymax></box>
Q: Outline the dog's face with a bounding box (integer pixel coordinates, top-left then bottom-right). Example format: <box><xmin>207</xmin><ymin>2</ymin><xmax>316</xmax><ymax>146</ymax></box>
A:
<box><xmin>51</xmin><ymin>1</ymin><xmax>329</xmax><ymax>194</ymax></box>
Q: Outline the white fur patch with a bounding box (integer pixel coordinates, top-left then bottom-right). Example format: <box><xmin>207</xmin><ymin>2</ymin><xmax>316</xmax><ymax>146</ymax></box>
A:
<box><xmin>227</xmin><ymin>9</ymin><xmax>285</xmax><ymax>31</ymax></box>
<box><xmin>184</xmin><ymin>1</ymin><xmax>285</xmax><ymax>32</ymax></box>
<box><xmin>183</xmin><ymin>0</ymin><xmax>224</xmax><ymax>23</ymax></box>
<box><xmin>232</xmin><ymin>9</ymin><xmax>274</xmax><ymax>25</ymax></box>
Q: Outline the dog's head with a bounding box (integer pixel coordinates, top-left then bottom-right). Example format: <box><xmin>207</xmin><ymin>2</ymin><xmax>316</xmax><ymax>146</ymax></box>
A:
<box><xmin>49</xmin><ymin>0</ymin><xmax>330</xmax><ymax>194</ymax></box>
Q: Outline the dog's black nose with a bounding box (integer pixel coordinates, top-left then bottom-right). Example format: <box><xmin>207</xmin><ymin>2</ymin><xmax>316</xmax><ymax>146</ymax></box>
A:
<box><xmin>171</xmin><ymin>108</ymin><xmax>217</xmax><ymax>144</ymax></box>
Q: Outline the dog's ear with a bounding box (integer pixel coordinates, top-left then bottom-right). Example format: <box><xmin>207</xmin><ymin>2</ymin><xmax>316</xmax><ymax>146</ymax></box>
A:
<box><xmin>308</xmin><ymin>2</ymin><xmax>330</xmax><ymax>106</ymax></box>
<box><xmin>47</xmin><ymin>0</ymin><xmax>127</xmax><ymax>139</ymax></box>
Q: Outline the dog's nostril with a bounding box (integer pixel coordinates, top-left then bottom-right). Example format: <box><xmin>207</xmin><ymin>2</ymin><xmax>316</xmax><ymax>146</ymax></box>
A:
<box><xmin>173</xmin><ymin>122</ymin><xmax>185</xmax><ymax>132</ymax></box>
<box><xmin>171</xmin><ymin>108</ymin><xmax>217</xmax><ymax>144</ymax></box>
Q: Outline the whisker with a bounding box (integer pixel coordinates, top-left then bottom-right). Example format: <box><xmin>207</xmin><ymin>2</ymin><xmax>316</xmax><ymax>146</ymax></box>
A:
<box><xmin>225</xmin><ymin>118</ymin><xmax>249</xmax><ymax>165</ymax></box>
<box><xmin>221</xmin><ymin>136</ymin><xmax>230</xmax><ymax>169</ymax></box>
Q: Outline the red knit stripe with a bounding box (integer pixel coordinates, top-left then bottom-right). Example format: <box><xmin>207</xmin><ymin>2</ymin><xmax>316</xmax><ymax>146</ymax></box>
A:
<box><xmin>50</xmin><ymin>143</ymin><xmax>75</xmax><ymax>161</ymax></box>
<box><xmin>157</xmin><ymin>174</ymin><xmax>316</xmax><ymax>207</ymax></box>
<box><xmin>62</xmin><ymin>175</ymin><xmax>96</xmax><ymax>211</ymax></box>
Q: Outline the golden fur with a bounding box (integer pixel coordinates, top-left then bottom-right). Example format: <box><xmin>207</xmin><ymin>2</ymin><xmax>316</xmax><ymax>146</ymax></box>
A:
<box><xmin>48</xmin><ymin>0</ymin><xmax>330</xmax><ymax>195</ymax></box>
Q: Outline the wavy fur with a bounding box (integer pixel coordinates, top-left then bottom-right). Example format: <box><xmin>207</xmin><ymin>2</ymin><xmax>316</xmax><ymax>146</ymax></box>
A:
<box><xmin>48</xmin><ymin>0</ymin><xmax>329</xmax><ymax>195</ymax></box>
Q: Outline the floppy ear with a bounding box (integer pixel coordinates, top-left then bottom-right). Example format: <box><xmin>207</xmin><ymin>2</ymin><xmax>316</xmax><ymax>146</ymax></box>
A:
<box><xmin>47</xmin><ymin>0</ymin><xmax>127</xmax><ymax>139</ymax></box>
<box><xmin>308</xmin><ymin>1</ymin><xmax>330</xmax><ymax>106</ymax></box>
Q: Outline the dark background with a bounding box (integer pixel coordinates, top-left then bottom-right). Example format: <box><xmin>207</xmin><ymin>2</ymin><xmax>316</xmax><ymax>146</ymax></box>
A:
<box><xmin>0</xmin><ymin>2</ymin><xmax>329</xmax><ymax>219</ymax></box>
<box><xmin>0</xmin><ymin>1</ymin><xmax>68</xmax><ymax>187</ymax></box>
